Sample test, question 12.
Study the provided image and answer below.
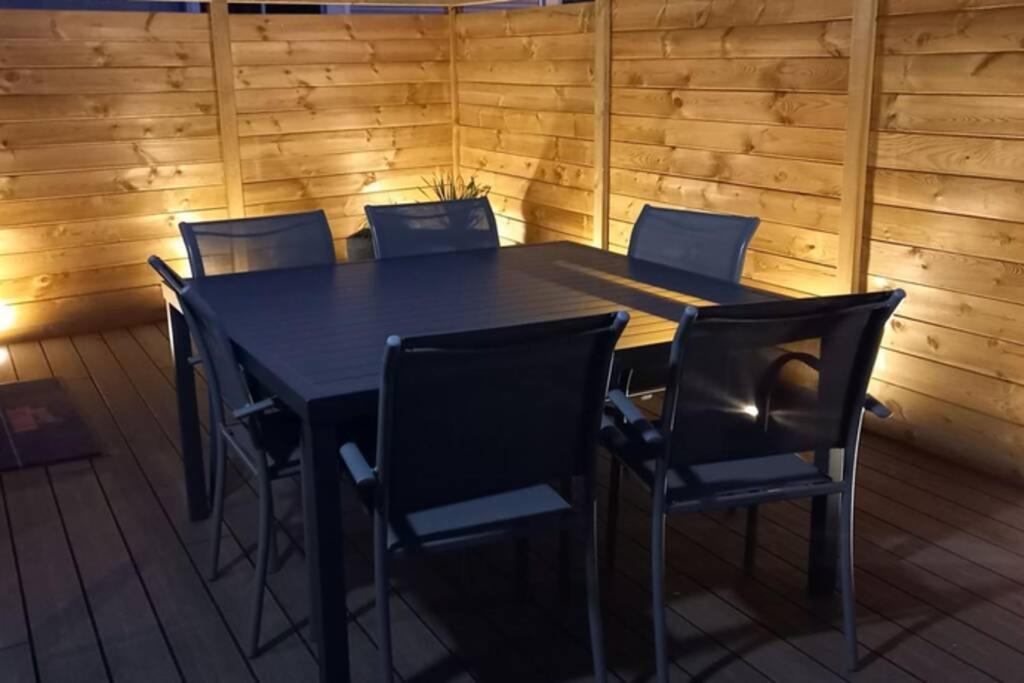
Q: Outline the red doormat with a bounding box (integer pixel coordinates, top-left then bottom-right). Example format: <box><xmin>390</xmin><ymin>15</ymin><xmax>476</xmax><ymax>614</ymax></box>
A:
<box><xmin>0</xmin><ymin>379</ymin><xmax>99</xmax><ymax>472</ymax></box>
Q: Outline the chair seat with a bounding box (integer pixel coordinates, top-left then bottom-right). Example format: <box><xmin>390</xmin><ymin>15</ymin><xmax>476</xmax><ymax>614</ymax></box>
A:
<box><xmin>606</xmin><ymin>422</ymin><xmax>833</xmax><ymax>509</ymax></box>
<box><xmin>388</xmin><ymin>484</ymin><xmax>573</xmax><ymax>552</ymax></box>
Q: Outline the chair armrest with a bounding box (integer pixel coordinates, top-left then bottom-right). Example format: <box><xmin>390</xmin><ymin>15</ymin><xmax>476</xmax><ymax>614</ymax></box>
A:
<box><xmin>232</xmin><ymin>397</ymin><xmax>276</xmax><ymax>420</ymax></box>
<box><xmin>607</xmin><ymin>389</ymin><xmax>663</xmax><ymax>445</ymax></box>
<box><xmin>865</xmin><ymin>394</ymin><xmax>892</xmax><ymax>419</ymax></box>
<box><xmin>340</xmin><ymin>442</ymin><xmax>377</xmax><ymax>489</ymax></box>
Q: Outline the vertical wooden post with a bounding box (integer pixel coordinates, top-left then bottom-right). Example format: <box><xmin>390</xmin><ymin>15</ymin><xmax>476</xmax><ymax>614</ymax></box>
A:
<box><xmin>836</xmin><ymin>0</ymin><xmax>880</xmax><ymax>293</ymax></box>
<box><xmin>209</xmin><ymin>0</ymin><xmax>245</xmax><ymax>219</ymax></box>
<box><xmin>448</xmin><ymin>6</ymin><xmax>461</xmax><ymax>179</ymax></box>
<box><xmin>592</xmin><ymin>0</ymin><xmax>611</xmax><ymax>250</ymax></box>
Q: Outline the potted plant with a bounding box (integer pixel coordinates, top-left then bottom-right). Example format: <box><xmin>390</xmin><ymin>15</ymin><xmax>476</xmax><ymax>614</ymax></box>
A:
<box><xmin>345</xmin><ymin>171</ymin><xmax>491</xmax><ymax>262</ymax></box>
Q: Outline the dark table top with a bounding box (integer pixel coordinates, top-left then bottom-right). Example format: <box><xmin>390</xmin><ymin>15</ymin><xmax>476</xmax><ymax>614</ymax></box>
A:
<box><xmin>190</xmin><ymin>241</ymin><xmax>778</xmax><ymax>419</ymax></box>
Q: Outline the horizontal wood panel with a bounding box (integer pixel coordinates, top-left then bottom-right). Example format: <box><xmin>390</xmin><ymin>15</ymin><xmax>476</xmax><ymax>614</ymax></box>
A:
<box><xmin>0</xmin><ymin>138</ymin><xmax>221</xmax><ymax>175</ymax></box>
<box><xmin>242</xmin><ymin>144</ymin><xmax>450</xmax><ymax>183</ymax></box>
<box><xmin>612</xmin><ymin>88</ymin><xmax>848</xmax><ymax>128</ymax></box>
<box><xmin>876</xmin><ymin>93</ymin><xmax>1024</xmax><ymax>138</ymax></box>
<box><xmin>879</xmin><ymin>6</ymin><xmax>1024</xmax><ymax>54</ymax></box>
<box><xmin>873</xmin><ymin>131</ymin><xmax>1024</xmax><ymax>181</ymax></box>
<box><xmin>868</xmin><ymin>240</ymin><xmax>1024</xmax><ymax>303</ymax></box>
<box><xmin>459</xmin><ymin>82</ymin><xmax>592</xmax><ymax>113</ymax></box>
<box><xmin>613</xmin><ymin>21</ymin><xmax>852</xmax><ymax>60</ymax></box>
<box><xmin>870</xmin><ymin>168</ymin><xmax>1024</xmax><ymax>223</ymax></box>
<box><xmin>874</xmin><ymin>347</ymin><xmax>1024</xmax><ymax>426</ymax></box>
<box><xmin>0</xmin><ymin>236</ymin><xmax>186</xmax><ymax>282</ymax></box>
<box><xmin>245</xmin><ymin>187</ymin><xmax>428</xmax><ymax>220</ymax></box>
<box><xmin>459</xmin><ymin>126</ymin><xmax>593</xmax><ymax>166</ymax></box>
<box><xmin>460</xmin><ymin>146</ymin><xmax>593</xmax><ymax>191</ymax></box>
<box><xmin>457</xmin><ymin>60</ymin><xmax>593</xmax><ymax>87</ymax></box>
<box><xmin>868</xmin><ymin>274</ymin><xmax>1024</xmax><ymax>346</ymax></box>
<box><xmin>0</xmin><ymin>67</ymin><xmax>214</xmax><ymax>95</ymax></box>
<box><xmin>609</xmin><ymin>171</ymin><xmax>842</xmax><ymax>231</ymax></box>
<box><xmin>488</xmin><ymin>192</ymin><xmax>593</xmax><ymax>239</ymax></box>
<box><xmin>883</xmin><ymin>315</ymin><xmax>1024</xmax><ymax>386</ymax></box>
<box><xmin>462</xmin><ymin>168</ymin><xmax>593</xmax><ymax>215</ymax></box>
<box><xmin>233</xmin><ymin>62</ymin><xmax>449</xmax><ymax>89</ymax></box>
<box><xmin>0</xmin><ymin>115</ymin><xmax>219</xmax><ymax>147</ymax></box>
<box><xmin>232</xmin><ymin>39</ymin><xmax>448</xmax><ymax>66</ymax></box>
<box><xmin>867</xmin><ymin>378</ymin><xmax>1024</xmax><ymax>479</ymax></box>
<box><xmin>239</xmin><ymin>124</ymin><xmax>451</xmax><ymax>160</ymax></box>
<box><xmin>0</xmin><ymin>10</ymin><xmax>210</xmax><ymax>42</ymax></box>
<box><xmin>879</xmin><ymin>53</ymin><xmax>1024</xmax><ymax>95</ymax></box>
<box><xmin>1</xmin><ymin>162</ymin><xmax>224</xmax><ymax>202</ymax></box>
<box><xmin>610</xmin><ymin>140</ymin><xmax>843</xmax><ymax>197</ymax></box>
<box><xmin>612</xmin><ymin>115</ymin><xmax>845</xmax><ymax>162</ymax></box>
<box><xmin>228</xmin><ymin>14</ymin><xmax>449</xmax><ymax>42</ymax></box>
<box><xmin>611</xmin><ymin>0</ymin><xmax>853</xmax><ymax>32</ymax></box>
<box><xmin>243</xmin><ymin>166</ymin><xmax>443</xmax><ymax>205</ymax></box>
<box><xmin>238</xmin><ymin>104</ymin><xmax>451</xmax><ymax>137</ymax></box>
<box><xmin>2</xmin><ymin>286</ymin><xmax>165</xmax><ymax>343</ymax></box>
<box><xmin>0</xmin><ymin>93</ymin><xmax>216</xmax><ymax>121</ymax></box>
<box><xmin>456</xmin><ymin>4</ymin><xmax>593</xmax><ymax>39</ymax></box>
<box><xmin>0</xmin><ymin>186</ymin><xmax>226</xmax><ymax>227</ymax></box>
<box><xmin>612</xmin><ymin>57</ymin><xmax>849</xmax><ymax>92</ymax></box>
<box><xmin>234</xmin><ymin>82</ymin><xmax>449</xmax><ymax>114</ymax></box>
<box><xmin>0</xmin><ymin>40</ymin><xmax>212</xmax><ymax>68</ymax></box>
<box><xmin>869</xmin><ymin>204</ymin><xmax>1024</xmax><ymax>264</ymax></box>
<box><xmin>0</xmin><ymin>209</ymin><xmax>226</xmax><ymax>255</ymax></box>
<box><xmin>457</xmin><ymin>33</ymin><xmax>593</xmax><ymax>62</ymax></box>
<box><xmin>458</xmin><ymin>104</ymin><xmax>593</xmax><ymax>139</ymax></box>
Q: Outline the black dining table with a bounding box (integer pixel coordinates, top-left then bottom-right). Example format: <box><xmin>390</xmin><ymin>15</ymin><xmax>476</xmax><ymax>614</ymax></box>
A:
<box><xmin>165</xmin><ymin>241</ymin><xmax>842</xmax><ymax>683</ymax></box>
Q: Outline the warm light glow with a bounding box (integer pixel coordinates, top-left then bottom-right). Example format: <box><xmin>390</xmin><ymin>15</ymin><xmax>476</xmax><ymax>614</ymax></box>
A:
<box><xmin>0</xmin><ymin>348</ymin><xmax>7</xmax><ymax>366</ymax></box>
<box><xmin>742</xmin><ymin>404</ymin><xmax>760</xmax><ymax>418</ymax></box>
<box><xmin>0</xmin><ymin>302</ymin><xmax>13</xmax><ymax>332</ymax></box>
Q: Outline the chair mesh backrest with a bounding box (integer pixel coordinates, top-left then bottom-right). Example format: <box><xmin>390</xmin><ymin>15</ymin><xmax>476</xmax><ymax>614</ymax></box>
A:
<box><xmin>147</xmin><ymin>256</ymin><xmax>252</xmax><ymax>416</ymax></box>
<box><xmin>366</xmin><ymin>198</ymin><xmax>499</xmax><ymax>260</ymax></box>
<box><xmin>662</xmin><ymin>291</ymin><xmax>903</xmax><ymax>476</ymax></box>
<box><xmin>628</xmin><ymin>205</ymin><xmax>759</xmax><ymax>282</ymax></box>
<box><xmin>180</xmin><ymin>210</ymin><xmax>335</xmax><ymax>278</ymax></box>
<box><xmin>378</xmin><ymin>312</ymin><xmax>628</xmax><ymax>515</ymax></box>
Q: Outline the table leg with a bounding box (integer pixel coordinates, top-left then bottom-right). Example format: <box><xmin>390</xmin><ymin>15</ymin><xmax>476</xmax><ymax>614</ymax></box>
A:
<box><xmin>301</xmin><ymin>418</ymin><xmax>350</xmax><ymax>683</ymax></box>
<box><xmin>168</xmin><ymin>303</ymin><xmax>208</xmax><ymax>521</ymax></box>
<box><xmin>807</xmin><ymin>447</ymin><xmax>841</xmax><ymax>595</ymax></box>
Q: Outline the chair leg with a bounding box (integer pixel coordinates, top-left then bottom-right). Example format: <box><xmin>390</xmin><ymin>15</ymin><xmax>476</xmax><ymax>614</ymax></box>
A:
<box><xmin>584</xmin><ymin>508</ymin><xmax>608</xmax><ymax>683</ymax></box>
<box><xmin>743</xmin><ymin>505</ymin><xmax>759</xmax><ymax>574</ymax></box>
<box><xmin>652</xmin><ymin>512</ymin><xmax>669</xmax><ymax>683</ymax></box>
<box><xmin>266</xmin><ymin>491</ymin><xmax>280</xmax><ymax>575</ymax></box>
<box><xmin>558</xmin><ymin>476</ymin><xmax>572</xmax><ymax>598</ymax></box>
<box><xmin>248</xmin><ymin>472</ymin><xmax>272</xmax><ymax>658</ymax></box>
<box><xmin>208</xmin><ymin>430</ymin><xmax>226</xmax><ymax>581</ymax></box>
<box><xmin>840</xmin><ymin>491</ymin><xmax>858</xmax><ymax>672</ymax></box>
<box><xmin>606</xmin><ymin>458</ymin><xmax>622</xmax><ymax>570</ymax></box>
<box><xmin>375</xmin><ymin>519</ymin><xmax>394</xmax><ymax>683</ymax></box>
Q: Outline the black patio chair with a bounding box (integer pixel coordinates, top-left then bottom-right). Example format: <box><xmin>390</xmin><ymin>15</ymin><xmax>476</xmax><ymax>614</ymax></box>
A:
<box><xmin>340</xmin><ymin>311</ymin><xmax>629</xmax><ymax>683</ymax></box>
<box><xmin>602</xmin><ymin>290</ymin><xmax>903</xmax><ymax>681</ymax></box>
<box><xmin>149</xmin><ymin>255</ymin><xmax>302</xmax><ymax>658</ymax></box>
<box><xmin>179</xmin><ymin>210</ymin><xmax>335</xmax><ymax>278</ymax></box>
<box><xmin>365</xmin><ymin>197</ymin><xmax>499</xmax><ymax>259</ymax></box>
<box><xmin>616</xmin><ymin>204</ymin><xmax>759</xmax><ymax>398</ymax></box>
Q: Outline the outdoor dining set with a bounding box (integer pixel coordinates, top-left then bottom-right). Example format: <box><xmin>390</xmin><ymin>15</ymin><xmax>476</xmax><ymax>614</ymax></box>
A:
<box><xmin>149</xmin><ymin>198</ymin><xmax>902</xmax><ymax>683</ymax></box>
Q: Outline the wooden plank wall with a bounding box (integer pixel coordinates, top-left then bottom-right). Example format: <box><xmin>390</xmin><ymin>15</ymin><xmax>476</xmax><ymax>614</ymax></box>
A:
<box><xmin>0</xmin><ymin>7</ymin><xmax>453</xmax><ymax>342</ymax></box>
<box><xmin>865</xmin><ymin>1</ymin><xmax>1024</xmax><ymax>477</ymax></box>
<box><xmin>606</xmin><ymin>0</ymin><xmax>849</xmax><ymax>297</ymax></box>
<box><xmin>230</xmin><ymin>12</ymin><xmax>453</xmax><ymax>256</ymax></box>
<box><xmin>0</xmin><ymin>9</ymin><xmax>227</xmax><ymax>340</ymax></box>
<box><xmin>454</xmin><ymin>4</ymin><xmax>596</xmax><ymax>246</ymax></box>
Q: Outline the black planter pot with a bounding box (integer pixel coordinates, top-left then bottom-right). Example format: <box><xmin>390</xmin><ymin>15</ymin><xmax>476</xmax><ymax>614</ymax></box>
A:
<box><xmin>346</xmin><ymin>235</ymin><xmax>375</xmax><ymax>262</ymax></box>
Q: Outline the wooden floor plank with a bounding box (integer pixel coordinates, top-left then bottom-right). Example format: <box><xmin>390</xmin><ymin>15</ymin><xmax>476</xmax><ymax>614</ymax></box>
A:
<box><xmin>69</xmin><ymin>334</ymin><xmax>256</xmax><ymax>683</ymax></box>
<box><xmin>4</xmin><ymin>342</ymin><xmax>108</xmax><ymax>683</ymax></box>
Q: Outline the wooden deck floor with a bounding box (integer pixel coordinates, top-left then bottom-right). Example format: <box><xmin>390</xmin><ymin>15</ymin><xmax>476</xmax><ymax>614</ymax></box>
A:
<box><xmin>2</xmin><ymin>325</ymin><xmax>1024</xmax><ymax>682</ymax></box>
